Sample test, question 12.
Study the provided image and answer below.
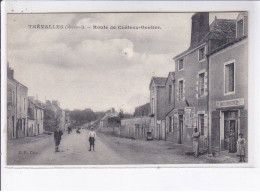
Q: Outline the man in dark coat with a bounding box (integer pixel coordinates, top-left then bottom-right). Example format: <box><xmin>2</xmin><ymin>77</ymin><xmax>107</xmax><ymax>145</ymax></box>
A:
<box><xmin>54</xmin><ymin>128</ymin><xmax>63</xmax><ymax>152</ymax></box>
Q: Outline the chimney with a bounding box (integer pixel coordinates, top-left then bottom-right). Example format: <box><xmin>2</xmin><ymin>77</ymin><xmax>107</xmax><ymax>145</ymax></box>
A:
<box><xmin>190</xmin><ymin>12</ymin><xmax>209</xmax><ymax>48</ymax></box>
<box><xmin>7</xmin><ymin>64</ymin><xmax>14</xmax><ymax>79</ymax></box>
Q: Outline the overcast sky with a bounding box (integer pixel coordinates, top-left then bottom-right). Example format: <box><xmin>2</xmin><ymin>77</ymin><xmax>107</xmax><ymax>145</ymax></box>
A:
<box><xmin>7</xmin><ymin>12</ymin><xmax>239</xmax><ymax>113</ymax></box>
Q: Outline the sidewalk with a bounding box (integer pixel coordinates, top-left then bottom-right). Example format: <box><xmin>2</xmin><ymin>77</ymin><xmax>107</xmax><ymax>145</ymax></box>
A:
<box><xmin>97</xmin><ymin>131</ymin><xmax>241</xmax><ymax>164</ymax></box>
<box><xmin>7</xmin><ymin>133</ymin><xmax>51</xmax><ymax>146</ymax></box>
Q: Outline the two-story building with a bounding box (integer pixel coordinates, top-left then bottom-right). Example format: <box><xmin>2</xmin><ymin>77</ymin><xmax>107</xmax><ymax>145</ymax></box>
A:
<box><xmin>208</xmin><ymin>12</ymin><xmax>248</xmax><ymax>153</ymax></box>
<box><xmin>149</xmin><ymin>77</ymin><xmax>167</xmax><ymax>140</ymax></box>
<box><xmin>173</xmin><ymin>12</ymin><xmax>236</xmax><ymax>150</ymax></box>
<box><xmin>7</xmin><ymin>65</ymin><xmax>28</xmax><ymax>139</ymax></box>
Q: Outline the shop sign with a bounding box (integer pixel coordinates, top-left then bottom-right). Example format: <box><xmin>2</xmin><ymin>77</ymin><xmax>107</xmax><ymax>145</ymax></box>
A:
<box><xmin>216</xmin><ymin>98</ymin><xmax>244</xmax><ymax>109</ymax></box>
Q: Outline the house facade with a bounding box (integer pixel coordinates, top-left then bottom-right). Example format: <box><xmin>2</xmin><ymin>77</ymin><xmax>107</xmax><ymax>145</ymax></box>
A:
<box><xmin>149</xmin><ymin>77</ymin><xmax>167</xmax><ymax>140</ymax></box>
<box><xmin>208</xmin><ymin>12</ymin><xmax>248</xmax><ymax>152</ymax></box>
<box><xmin>7</xmin><ymin>65</ymin><xmax>28</xmax><ymax>139</ymax></box>
<box><xmin>173</xmin><ymin>12</ymin><xmax>236</xmax><ymax>150</ymax></box>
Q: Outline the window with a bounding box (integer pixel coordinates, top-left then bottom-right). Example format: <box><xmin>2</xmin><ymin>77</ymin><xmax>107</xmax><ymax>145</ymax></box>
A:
<box><xmin>225</xmin><ymin>62</ymin><xmax>235</xmax><ymax>94</ymax></box>
<box><xmin>179</xmin><ymin>80</ymin><xmax>184</xmax><ymax>101</ymax></box>
<box><xmin>151</xmin><ymin>98</ymin><xmax>154</xmax><ymax>114</ymax></box>
<box><xmin>198</xmin><ymin>114</ymin><xmax>204</xmax><ymax>136</ymax></box>
<box><xmin>7</xmin><ymin>91</ymin><xmax>12</xmax><ymax>104</ymax></box>
<box><xmin>199</xmin><ymin>47</ymin><xmax>206</xmax><ymax>61</ymax></box>
<box><xmin>178</xmin><ymin>58</ymin><xmax>184</xmax><ymax>71</ymax></box>
<box><xmin>12</xmin><ymin>91</ymin><xmax>15</xmax><ymax>106</ymax></box>
<box><xmin>199</xmin><ymin>73</ymin><xmax>205</xmax><ymax>97</ymax></box>
<box><xmin>237</xmin><ymin>19</ymin><xmax>244</xmax><ymax>38</ymax></box>
<box><xmin>169</xmin><ymin>85</ymin><xmax>172</xmax><ymax>103</ymax></box>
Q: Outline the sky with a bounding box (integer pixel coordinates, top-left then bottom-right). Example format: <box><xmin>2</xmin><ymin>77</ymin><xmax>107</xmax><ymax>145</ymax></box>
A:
<box><xmin>7</xmin><ymin>12</ymin><xmax>239</xmax><ymax>113</ymax></box>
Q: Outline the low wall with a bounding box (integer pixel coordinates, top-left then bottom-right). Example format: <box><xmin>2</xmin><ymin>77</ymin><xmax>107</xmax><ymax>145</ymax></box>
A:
<box><xmin>120</xmin><ymin>117</ymin><xmax>151</xmax><ymax>139</ymax></box>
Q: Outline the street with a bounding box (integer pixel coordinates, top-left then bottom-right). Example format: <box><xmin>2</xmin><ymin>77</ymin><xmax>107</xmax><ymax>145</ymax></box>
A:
<box><xmin>7</xmin><ymin>129</ymin><xmax>239</xmax><ymax>165</ymax></box>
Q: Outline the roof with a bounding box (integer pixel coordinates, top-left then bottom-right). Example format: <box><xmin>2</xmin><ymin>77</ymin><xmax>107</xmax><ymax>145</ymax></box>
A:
<box><xmin>165</xmin><ymin>72</ymin><xmax>175</xmax><ymax>85</ymax></box>
<box><xmin>151</xmin><ymin>77</ymin><xmax>167</xmax><ymax>86</ymax></box>
<box><xmin>7</xmin><ymin>77</ymin><xmax>28</xmax><ymax>89</ymax></box>
<box><xmin>174</xmin><ymin>18</ymin><xmax>236</xmax><ymax>60</ymax></box>
<box><xmin>208</xmin><ymin>35</ymin><xmax>247</xmax><ymax>56</ymax></box>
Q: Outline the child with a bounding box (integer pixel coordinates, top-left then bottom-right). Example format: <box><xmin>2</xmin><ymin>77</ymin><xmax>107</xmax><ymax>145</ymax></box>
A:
<box><xmin>237</xmin><ymin>133</ymin><xmax>246</xmax><ymax>162</ymax></box>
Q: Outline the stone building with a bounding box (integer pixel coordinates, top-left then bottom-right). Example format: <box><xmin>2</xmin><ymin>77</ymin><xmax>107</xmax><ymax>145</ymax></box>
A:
<box><xmin>208</xmin><ymin>12</ymin><xmax>248</xmax><ymax>153</ymax></box>
<box><xmin>149</xmin><ymin>77</ymin><xmax>167</xmax><ymax>140</ymax></box>
<box><xmin>7</xmin><ymin>65</ymin><xmax>28</xmax><ymax>139</ymax></box>
<box><xmin>173</xmin><ymin>12</ymin><xmax>236</xmax><ymax>150</ymax></box>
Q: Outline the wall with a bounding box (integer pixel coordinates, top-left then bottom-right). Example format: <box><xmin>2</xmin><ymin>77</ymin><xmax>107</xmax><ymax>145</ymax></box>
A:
<box><xmin>121</xmin><ymin>117</ymin><xmax>151</xmax><ymax>139</ymax></box>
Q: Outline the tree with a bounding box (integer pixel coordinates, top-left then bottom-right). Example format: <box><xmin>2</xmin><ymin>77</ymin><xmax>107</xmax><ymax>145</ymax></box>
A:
<box><xmin>108</xmin><ymin>116</ymin><xmax>121</xmax><ymax>134</ymax></box>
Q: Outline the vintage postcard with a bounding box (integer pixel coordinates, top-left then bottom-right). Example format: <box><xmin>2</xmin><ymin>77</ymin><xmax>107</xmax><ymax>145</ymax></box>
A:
<box><xmin>5</xmin><ymin>11</ymin><xmax>248</xmax><ymax>167</ymax></box>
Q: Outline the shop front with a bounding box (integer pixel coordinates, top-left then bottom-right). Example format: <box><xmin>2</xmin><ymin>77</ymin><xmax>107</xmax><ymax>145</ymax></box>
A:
<box><xmin>211</xmin><ymin>98</ymin><xmax>247</xmax><ymax>152</ymax></box>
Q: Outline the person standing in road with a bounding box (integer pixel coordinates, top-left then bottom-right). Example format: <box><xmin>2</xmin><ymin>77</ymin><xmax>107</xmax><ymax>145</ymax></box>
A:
<box><xmin>192</xmin><ymin>127</ymin><xmax>200</xmax><ymax>158</ymax></box>
<box><xmin>54</xmin><ymin>128</ymin><xmax>63</xmax><ymax>152</ymax></box>
<box><xmin>237</xmin><ymin>133</ymin><xmax>246</xmax><ymax>162</ymax></box>
<box><xmin>88</xmin><ymin>127</ymin><xmax>96</xmax><ymax>151</ymax></box>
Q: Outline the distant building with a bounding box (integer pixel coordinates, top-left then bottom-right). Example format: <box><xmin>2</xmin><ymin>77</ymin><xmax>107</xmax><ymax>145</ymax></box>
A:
<box><xmin>149</xmin><ymin>77</ymin><xmax>167</xmax><ymax>140</ymax></box>
<box><xmin>134</xmin><ymin>103</ymin><xmax>150</xmax><ymax>117</ymax></box>
<box><xmin>208</xmin><ymin>12</ymin><xmax>248</xmax><ymax>152</ymax></box>
<box><xmin>27</xmin><ymin>97</ymin><xmax>44</xmax><ymax>136</ymax></box>
<box><xmin>100</xmin><ymin>108</ymin><xmax>118</xmax><ymax>129</ymax></box>
<box><xmin>7</xmin><ymin>65</ymin><xmax>28</xmax><ymax>139</ymax></box>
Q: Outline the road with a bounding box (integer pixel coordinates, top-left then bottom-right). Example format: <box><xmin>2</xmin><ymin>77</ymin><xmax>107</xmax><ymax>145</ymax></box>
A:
<box><xmin>7</xmin><ymin>129</ymin><xmax>239</xmax><ymax>165</ymax></box>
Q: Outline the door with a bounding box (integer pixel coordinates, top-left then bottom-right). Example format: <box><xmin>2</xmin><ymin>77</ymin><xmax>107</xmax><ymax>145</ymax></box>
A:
<box><xmin>169</xmin><ymin>117</ymin><xmax>172</xmax><ymax>133</ymax></box>
<box><xmin>223</xmin><ymin>111</ymin><xmax>238</xmax><ymax>150</ymax></box>
<box><xmin>178</xmin><ymin>115</ymin><xmax>184</xmax><ymax>144</ymax></box>
<box><xmin>12</xmin><ymin>116</ymin><xmax>15</xmax><ymax>139</ymax></box>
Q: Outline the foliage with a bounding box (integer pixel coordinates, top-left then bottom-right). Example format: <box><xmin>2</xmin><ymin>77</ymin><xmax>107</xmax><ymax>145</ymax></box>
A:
<box><xmin>69</xmin><ymin>109</ymin><xmax>105</xmax><ymax>126</ymax></box>
<box><xmin>44</xmin><ymin>108</ymin><xmax>60</xmax><ymax>132</ymax></box>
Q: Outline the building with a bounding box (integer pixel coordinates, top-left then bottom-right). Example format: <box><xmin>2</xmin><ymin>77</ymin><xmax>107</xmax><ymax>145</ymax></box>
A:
<box><xmin>173</xmin><ymin>12</ymin><xmax>236</xmax><ymax>150</ymax></box>
<box><xmin>164</xmin><ymin>72</ymin><xmax>176</xmax><ymax>141</ymax></box>
<box><xmin>208</xmin><ymin>12</ymin><xmax>248</xmax><ymax>153</ymax></box>
<box><xmin>149</xmin><ymin>77</ymin><xmax>167</xmax><ymax>140</ymax></box>
<box><xmin>7</xmin><ymin>65</ymin><xmax>28</xmax><ymax>139</ymax></box>
<box><xmin>100</xmin><ymin>108</ymin><xmax>118</xmax><ymax>129</ymax></box>
<box><xmin>134</xmin><ymin>103</ymin><xmax>150</xmax><ymax>117</ymax></box>
<box><xmin>27</xmin><ymin>97</ymin><xmax>44</xmax><ymax>136</ymax></box>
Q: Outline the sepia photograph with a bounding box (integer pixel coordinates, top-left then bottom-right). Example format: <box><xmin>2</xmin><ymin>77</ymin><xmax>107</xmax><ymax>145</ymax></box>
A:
<box><xmin>5</xmin><ymin>11</ymin><xmax>248</xmax><ymax>166</ymax></box>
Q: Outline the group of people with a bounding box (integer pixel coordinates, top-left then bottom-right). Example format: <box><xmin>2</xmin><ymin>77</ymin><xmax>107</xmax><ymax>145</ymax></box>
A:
<box><xmin>53</xmin><ymin>126</ymin><xmax>97</xmax><ymax>153</ymax></box>
<box><xmin>192</xmin><ymin>127</ymin><xmax>246</xmax><ymax>162</ymax></box>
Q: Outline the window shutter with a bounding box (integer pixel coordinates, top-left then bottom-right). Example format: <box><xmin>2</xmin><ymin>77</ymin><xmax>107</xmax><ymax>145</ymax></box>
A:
<box><xmin>211</xmin><ymin>111</ymin><xmax>221</xmax><ymax>151</ymax></box>
<box><xmin>239</xmin><ymin>109</ymin><xmax>248</xmax><ymax>142</ymax></box>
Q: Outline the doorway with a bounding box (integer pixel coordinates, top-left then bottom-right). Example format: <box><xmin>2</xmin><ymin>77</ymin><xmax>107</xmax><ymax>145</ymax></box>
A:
<box><xmin>223</xmin><ymin>111</ymin><xmax>238</xmax><ymax>150</ymax></box>
<box><xmin>178</xmin><ymin>115</ymin><xmax>184</xmax><ymax>144</ymax></box>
